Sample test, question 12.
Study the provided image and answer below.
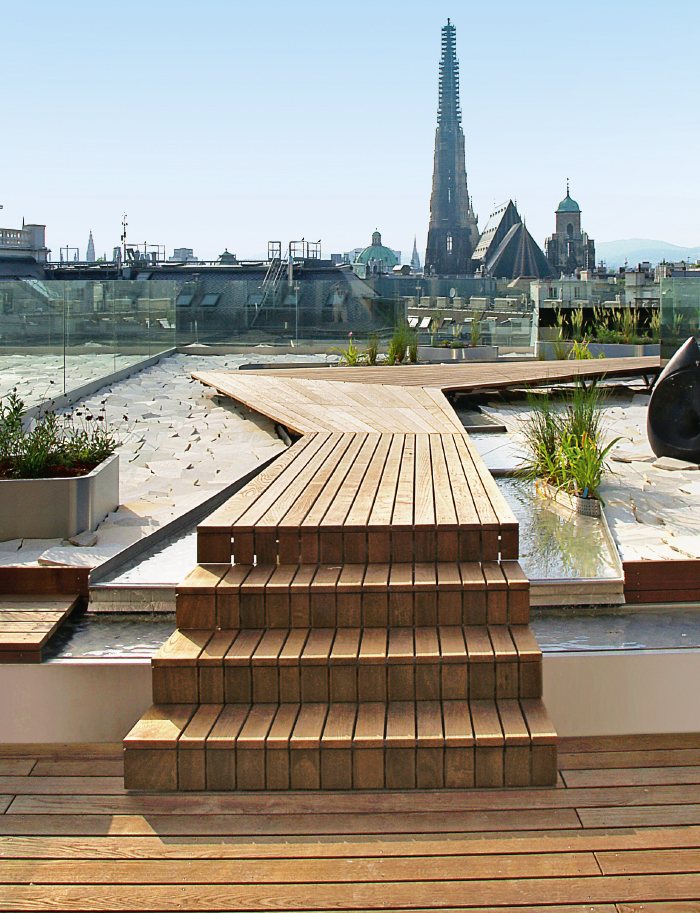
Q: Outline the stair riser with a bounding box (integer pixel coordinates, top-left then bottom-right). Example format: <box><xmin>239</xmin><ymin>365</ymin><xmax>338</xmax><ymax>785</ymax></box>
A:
<box><xmin>176</xmin><ymin>589</ymin><xmax>529</xmax><ymax>630</ymax></box>
<box><xmin>124</xmin><ymin>743</ymin><xmax>557</xmax><ymax>791</ymax></box>
<box><xmin>199</xmin><ymin>528</ymin><xmax>519</xmax><ymax>567</ymax></box>
<box><xmin>152</xmin><ymin>661</ymin><xmax>543</xmax><ymax>705</ymax></box>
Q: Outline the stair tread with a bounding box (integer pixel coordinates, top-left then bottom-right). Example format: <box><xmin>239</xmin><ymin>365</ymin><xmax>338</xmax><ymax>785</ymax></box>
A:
<box><xmin>154</xmin><ymin>625</ymin><xmax>542</xmax><ymax>667</ymax></box>
<box><xmin>125</xmin><ymin>698</ymin><xmax>555</xmax><ymax>750</ymax></box>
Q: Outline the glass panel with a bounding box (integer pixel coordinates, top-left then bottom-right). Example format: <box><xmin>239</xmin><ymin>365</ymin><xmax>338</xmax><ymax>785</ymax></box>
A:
<box><xmin>0</xmin><ymin>279</ymin><xmax>177</xmax><ymax>407</ymax></box>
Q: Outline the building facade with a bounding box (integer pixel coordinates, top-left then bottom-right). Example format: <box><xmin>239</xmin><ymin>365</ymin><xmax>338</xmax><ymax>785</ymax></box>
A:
<box><xmin>544</xmin><ymin>185</ymin><xmax>595</xmax><ymax>275</ymax></box>
<box><xmin>424</xmin><ymin>20</ymin><xmax>479</xmax><ymax>276</ymax></box>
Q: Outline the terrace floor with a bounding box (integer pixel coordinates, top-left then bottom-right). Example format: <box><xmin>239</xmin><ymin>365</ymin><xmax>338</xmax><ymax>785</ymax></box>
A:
<box><xmin>1</xmin><ymin>735</ymin><xmax>700</xmax><ymax>910</ymax></box>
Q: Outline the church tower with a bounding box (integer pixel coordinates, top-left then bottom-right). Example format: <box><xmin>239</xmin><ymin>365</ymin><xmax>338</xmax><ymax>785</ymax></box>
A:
<box><xmin>425</xmin><ymin>20</ymin><xmax>479</xmax><ymax>276</ymax></box>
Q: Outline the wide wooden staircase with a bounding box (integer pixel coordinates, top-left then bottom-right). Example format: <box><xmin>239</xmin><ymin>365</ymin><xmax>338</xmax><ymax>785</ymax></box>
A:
<box><xmin>124</xmin><ymin>432</ymin><xmax>557</xmax><ymax>790</ymax></box>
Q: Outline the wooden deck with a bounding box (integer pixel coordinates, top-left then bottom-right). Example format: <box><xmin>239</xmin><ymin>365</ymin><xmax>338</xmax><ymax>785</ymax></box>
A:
<box><xmin>3</xmin><ymin>734</ymin><xmax>700</xmax><ymax>909</ymax></box>
<box><xmin>0</xmin><ymin>595</ymin><xmax>81</xmax><ymax>664</ymax></box>
<box><xmin>193</xmin><ymin>357</ymin><xmax>660</xmax><ymax>434</ymax></box>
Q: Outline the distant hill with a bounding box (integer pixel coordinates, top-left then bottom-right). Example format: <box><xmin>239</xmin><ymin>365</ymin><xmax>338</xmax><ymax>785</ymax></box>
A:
<box><xmin>597</xmin><ymin>239</ymin><xmax>700</xmax><ymax>269</ymax></box>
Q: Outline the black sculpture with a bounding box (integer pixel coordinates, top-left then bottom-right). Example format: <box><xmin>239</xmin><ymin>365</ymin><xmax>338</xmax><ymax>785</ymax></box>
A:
<box><xmin>647</xmin><ymin>336</ymin><xmax>700</xmax><ymax>462</ymax></box>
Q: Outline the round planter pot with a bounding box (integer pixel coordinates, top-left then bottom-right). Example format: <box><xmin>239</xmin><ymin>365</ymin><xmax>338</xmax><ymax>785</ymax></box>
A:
<box><xmin>542</xmin><ymin>481</ymin><xmax>601</xmax><ymax>518</ymax></box>
<box><xmin>0</xmin><ymin>454</ymin><xmax>119</xmax><ymax>541</ymax></box>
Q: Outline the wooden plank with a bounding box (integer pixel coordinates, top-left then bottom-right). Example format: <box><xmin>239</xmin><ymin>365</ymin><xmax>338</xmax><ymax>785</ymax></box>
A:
<box><xmin>289</xmin><ymin>704</ymin><xmax>327</xmax><ymax>789</ymax></box>
<box><xmin>299</xmin><ymin>433</ymin><xmax>369</xmax><ymax>564</ymax></box>
<box><xmin>413</xmin><ymin>433</ymin><xmax>436</xmax><ymax>562</ymax></box>
<box><xmin>320</xmin><ymin>703</ymin><xmax>356</xmax><ymax>790</ymax></box>
<box><xmin>429</xmin><ymin>434</ymin><xmax>459</xmax><ymax>562</ymax></box>
<box><xmin>414</xmin><ymin>627</ymin><xmax>441</xmax><ymax>701</ymax></box>
<box><xmin>343</xmin><ymin>434</ymin><xmax>393</xmax><ymax>564</ymax></box>
<box><xmin>413</xmin><ymin>562</ymin><xmax>437</xmax><ymax>626</ymax></box>
<box><xmin>416</xmin><ymin>700</ymin><xmax>444</xmax><ymax>788</ymax></box>
<box><xmin>367</xmin><ymin>433</ymin><xmax>404</xmax><ymax>564</ymax></box>
<box><xmin>236</xmin><ymin>704</ymin><xmax>277</xmax><ymax>790</ymax></box>
<box><xmin>391</xmin><ymin>433</ymin><xmax>415</xmax><ymax>563</ymax></box>
<box><xmin>176</xmin><ymin>564</ymin><xmax>228</xmax><ymax>629</ymax></box>
<box><xmin>205</xmin><ymin>704</ymin><xmax>250</xmax><ymax>790</ymax></box>
<box><xmin>471</xmin><ymin>700</ymin><xmax>505</xmax><ymax>788</ymax></box>
<box><xmin>352</xmin><ymin>702</ymin><xmax>386</xmax><ymax>789</ymax></box>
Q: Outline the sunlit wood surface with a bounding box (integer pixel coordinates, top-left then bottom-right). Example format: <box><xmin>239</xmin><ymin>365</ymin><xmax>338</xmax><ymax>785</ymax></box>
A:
<box><xmin>193</xmin><ymin>357</ymin><xmax>659</xmax><ymax>434</ymax></box>
<box><xmin>1</xmin><ymin>733</ymin><xmax>700</xmax><ymax>909</ymax></box>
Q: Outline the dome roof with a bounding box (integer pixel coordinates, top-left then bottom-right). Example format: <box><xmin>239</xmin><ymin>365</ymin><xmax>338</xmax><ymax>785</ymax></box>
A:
<box><xmin>557</xmin><ymin>191</ymin><xmax>580</xmax><ymax>213</ymax></box>
<box><xmin>355</xmin><ymin>230</ymin><xmax>398</xmax><ymax>267</ymax></box>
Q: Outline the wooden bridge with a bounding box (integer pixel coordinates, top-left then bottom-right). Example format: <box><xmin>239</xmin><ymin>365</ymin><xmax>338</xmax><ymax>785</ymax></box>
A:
<box><xmin>124</xmin><ymin>356</ymin><xmax>659</xmax><ymax>792</ymax></box>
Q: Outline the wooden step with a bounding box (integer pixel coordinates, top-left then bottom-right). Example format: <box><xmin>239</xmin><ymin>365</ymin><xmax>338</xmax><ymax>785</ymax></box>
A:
<box><xmin>196</xmin><ymin>432</ymin><xmax>519</xmax><ymax>566</ymax></box>
<box><xmin>0</xmin><ymin>594</ymin><xmax>82</xmax><ymax>663</ymax></box>
<box><xmin>123</xmin><ymin>698</ymin><xmax>557</xmax><ymax>791</ymax></box>
<box><xmin>175</xmin><ymin>561</ymin><xmax>529</xmax><ymax>630</ymax></box>
<box><xmin>151</xmin><ymin>625</ymin><xmax>543</xmax><ymax>706</ymax></box>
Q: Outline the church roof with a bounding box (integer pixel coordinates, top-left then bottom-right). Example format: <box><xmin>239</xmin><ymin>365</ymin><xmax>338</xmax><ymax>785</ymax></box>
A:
<box><xmin>485</xmin><ymin>222</ymin><xmax>555</xmax><ymax>280</ymax></box>
<box><xmin>471</xmin><ymin>200</ymin><xmax>520</xmax><ymax>265</ymax></box>
<box><xmin>557</xmin><ymin>190</ymin><xmax>580</xmax><ymax>213</ymax></box>
<box><xmin>356</xmin><ymin>230</ymin><xmax>398</xmax><ymax>267</ymax></box>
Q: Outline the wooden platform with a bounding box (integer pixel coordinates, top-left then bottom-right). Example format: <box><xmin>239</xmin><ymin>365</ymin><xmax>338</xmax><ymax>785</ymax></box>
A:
<box><xmin>193</xmin><ymin>357</ymin><xmax>660</xmax><ymax>434</ymax></box>
<box><xmin>196</xmin><ymin>432</ymin><xmax>519</xmax><ymax>567</ymax></box>
<box><xmin>0</xmin><ymin>595</ymin><xmax>81</xmax><ymax>664</ymax></box>
<box><xmin>5</xmin><ymin>735</ymin><xmax>700</xmax><ymax>910</ymax></box>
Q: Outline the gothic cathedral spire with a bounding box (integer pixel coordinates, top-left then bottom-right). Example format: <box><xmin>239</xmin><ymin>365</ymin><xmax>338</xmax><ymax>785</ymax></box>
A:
<box><xmin>424</xmin><ymin>20</ymin><xmax>479</xmax><ymax>276</ymax></box>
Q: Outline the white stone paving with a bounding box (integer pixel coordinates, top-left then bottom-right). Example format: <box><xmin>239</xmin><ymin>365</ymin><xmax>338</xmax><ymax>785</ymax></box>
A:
<box><xmin>0</xmin><ymin>352</ymin><xmax>328</xmax><ymax>568</ymax></box>
<box><xmin>483</xmin><ymin>388</ymin><xmax>700</xmax><ymax>563</ymax></box>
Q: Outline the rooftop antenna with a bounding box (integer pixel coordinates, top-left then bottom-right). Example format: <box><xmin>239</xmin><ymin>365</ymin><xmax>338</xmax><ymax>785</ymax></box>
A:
<box><xmin>121</xmin><ymin>213</ymin><xmax>128</xmax><ymax>262</ymax></box>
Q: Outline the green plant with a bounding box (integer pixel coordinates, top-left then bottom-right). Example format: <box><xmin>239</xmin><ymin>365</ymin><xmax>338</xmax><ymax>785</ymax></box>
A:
<box><xmin>570</xmin><ymin>308</ymin><xmax>586</xmax><ymax>342</ymax></box>
<box><xmin>428</xmin><ymin>313</ymin><xmax>442</xmax><ymax>347</ymax></box>
<box><xmin>387</xmin><ymin>322</ymin><xmax>410</xmax><ymax>365</ymax></box>
<box><xmin>569</xmin><ymin>339</ymin><xmax>594</xmax><ymax>360</ymax></box>
<box><xmin>408</xmin><ymin>329</ymin><xmax>418</xmax><ymax>364</ymax></box>
<box><xmin>550</xmin><ymin>336</ymin><xmax>570</xmax><ymax>360</ymax></box>
<box><xmin>650</xmin><ymin>309</ymin><xmax>660</xmax><ymax>343</ymax></box>
<box><xmin>0</xmin><ymin>390</ymin><xmax>122</xmax><ymax>480</ymax></box>
<box><xmin>331</xmin><ymin>332</ymin><xmax>363</xmax><ymax>366</ymax></box>
<box><xmin>470</xmin><ymin>310</ymin><xmax>484</xmax><ymax>347</ymax></box>
<box><xmin>518</xmin><ymin>383</ymin><xmax>619</xmax><ymax>501</ymax></box>
<box><xmin>365</xmin><ymin>335</ymin><xmax>379</xmax><ymax>366</ymax></box>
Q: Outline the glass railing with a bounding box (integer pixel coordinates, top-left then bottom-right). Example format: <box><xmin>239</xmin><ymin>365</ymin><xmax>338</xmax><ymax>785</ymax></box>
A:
<box><xmin>660</xmin><ymin>277</ymin><xmax>700</xmax><ymax>360</ymax></box>
<box><xmin>0</xmin><ymin>280</ymin><xmax>177</xmax><ymax>406</ymax></box>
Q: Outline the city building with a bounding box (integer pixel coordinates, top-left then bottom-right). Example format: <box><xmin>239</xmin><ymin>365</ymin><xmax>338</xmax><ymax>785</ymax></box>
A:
<box><xmin>544</xmin><ymin>184</ymin><xmax>595</xmax><ymax>275</ymax></box>
<box><xmin>86</xmin><ymin>231</ymin><xmax>96</xmax><ymax>263</ymax></box>
<box><xmin>424</xmin><ymin>20</ymin><xmax>479</xmax><ymax>276</ymax></box>
<box><xmin>0</xmin><ymin>221</ymin><xmax>49</xmax><ymax>266</ymax></box>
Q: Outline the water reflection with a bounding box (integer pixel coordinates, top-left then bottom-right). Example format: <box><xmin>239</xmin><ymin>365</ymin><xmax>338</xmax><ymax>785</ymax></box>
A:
<box><xmin>495</xmin><ymin>477</ymin><xmax>619</xmax><ymax>580</ymax></box>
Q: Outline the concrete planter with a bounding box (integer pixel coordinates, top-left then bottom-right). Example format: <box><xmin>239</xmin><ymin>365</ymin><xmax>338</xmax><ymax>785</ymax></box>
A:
<box><xmin>0</xmin><ymin>454</ymin><xmax>119</xmax><ymax>541</ymax></box>
<box><xmin>418</xmin><ymin>345</ymin><xmax>498</xmax><ymax>363</ymax></box>
<box><xmin>538</xmin><ymin>340</ymin><xmax>660</xmax><ymax>360</ymax></box>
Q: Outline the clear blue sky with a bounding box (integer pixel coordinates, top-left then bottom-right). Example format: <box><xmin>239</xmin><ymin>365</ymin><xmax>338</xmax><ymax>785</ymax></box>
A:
<box><xmin>2</xmin><ymin>0</ymin><xmax>698</xmax><ymax>262</ymax></box>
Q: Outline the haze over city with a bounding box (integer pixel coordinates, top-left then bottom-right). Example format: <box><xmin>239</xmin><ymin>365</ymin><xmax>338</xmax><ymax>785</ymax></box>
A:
<box><xmin>3</xmin><ymin>0</ymin><xmax>698</xmax><ymax>263</ymax></box>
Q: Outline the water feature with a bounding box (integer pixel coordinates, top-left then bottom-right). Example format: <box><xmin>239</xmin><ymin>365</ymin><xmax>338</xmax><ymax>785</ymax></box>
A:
<box><xmin>494</xmin><ymin>476</ymin><xmax>620</xmax><ymax>581</ymax></box>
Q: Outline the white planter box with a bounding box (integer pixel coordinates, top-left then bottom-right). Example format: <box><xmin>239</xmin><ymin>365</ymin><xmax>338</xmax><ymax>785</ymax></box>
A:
<box><xmin>417</xmin><ymin>345</ymin><xmax>498</xmax><ymax>363</ymax></box>
<box><xmin>0</xmin><ymin>454</ymin><xmax>119</xmax><ymax>541</ymax></box>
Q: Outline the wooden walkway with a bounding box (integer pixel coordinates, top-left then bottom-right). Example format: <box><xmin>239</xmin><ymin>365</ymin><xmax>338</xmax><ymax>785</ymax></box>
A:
<box><xmin>4</xmin><ymin>734</ymin><xmax>700</xmax><ymax>909</ymax></box>
<box><xmin>193</xmin><ymin>357</ymin><xmax>659</xmax><ymax>433</ymax></box>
